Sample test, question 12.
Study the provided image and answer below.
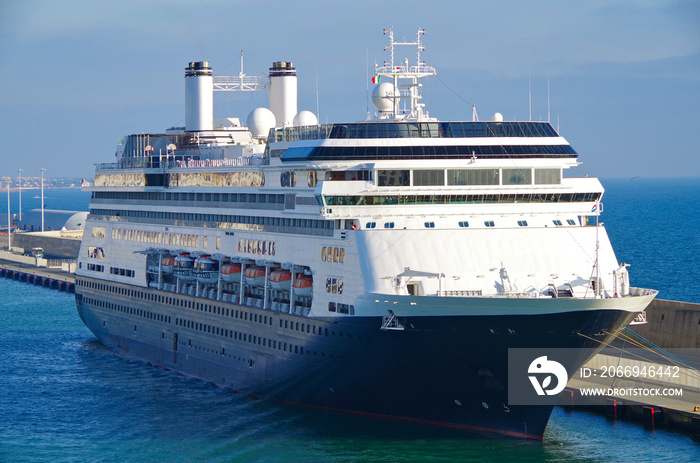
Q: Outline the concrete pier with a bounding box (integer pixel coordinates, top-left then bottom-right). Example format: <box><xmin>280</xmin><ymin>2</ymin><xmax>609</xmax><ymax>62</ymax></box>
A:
<box><xmin>0</xmin><ymin>260</ymin><xmax>75</xmax><ymax>292</ymax></box>
<box><xmin>563</xmin><ymin>299</ymin><xmax>700</xmax><ymax>437</ymax></box>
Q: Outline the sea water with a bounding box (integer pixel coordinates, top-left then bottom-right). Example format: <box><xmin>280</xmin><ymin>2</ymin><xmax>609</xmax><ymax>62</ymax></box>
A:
<box><xmin>1</xmin><ymin>178</ymin><xmax>699</xmax><ymax>462</ymax></box>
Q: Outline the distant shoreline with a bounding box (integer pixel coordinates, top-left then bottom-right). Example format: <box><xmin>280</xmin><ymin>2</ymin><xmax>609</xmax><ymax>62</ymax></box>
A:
<box><xmin>3</xmin><ymin>186</ymin><xmax>86</xmax><ymax>193</ymax></box>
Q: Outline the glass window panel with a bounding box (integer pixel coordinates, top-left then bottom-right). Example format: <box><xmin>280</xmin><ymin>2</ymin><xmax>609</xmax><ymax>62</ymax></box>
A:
<box><xmin>450</xmin><ymin>122</ymin><xmax>465</xmax><ymax>138</ymax></box>
<box><xmin>438</xmin><ymin>122</ymin><xmax>451</xmax><ymax>137</ymax></box>
<box><xmin>467</xmin><ymin>169</ymin><xmax>499</xmax><ymax>185</ymax></box>
<box><xmin>425</xmin><ymin>123</ymin><xmax>439</xmax><ymax>137</ymax></box>
<box><xmin>535</xmin><ymin>168</ymin><xmax>561</xmax><ymax>185</ymax></box>
<box><xmin>502</xmin><ymin>168</ymin><xmax>532</xmax><ymax>185</ymax></box>
<box><xmin>413</xmin><ymin>170</ymin><xmax>445</xmax><ymax>186</ymax></box>
<box><xmin>377</xmin><ymin>170</ymin><xmax>410</xmax><ymax>186</ymax></box>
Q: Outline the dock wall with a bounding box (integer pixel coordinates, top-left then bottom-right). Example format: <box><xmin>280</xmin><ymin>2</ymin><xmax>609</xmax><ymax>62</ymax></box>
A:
<box><xmin>628</xmin><ymin>299</ymin><xmax>700</xmax><ymax>349</ymax></box>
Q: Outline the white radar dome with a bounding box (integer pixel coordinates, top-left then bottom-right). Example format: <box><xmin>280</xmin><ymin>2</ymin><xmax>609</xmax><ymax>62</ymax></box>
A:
<box><xmin>293</xmin><ymin>110</ymin><xmax>318</xmax><ymax>127</ymax></box>
<box><xmin>247</xmin><ymin>107</ymin><xmax>276</xmax><ymax>138</ymax></box>
<box><xmin>372</xmin><ymin>82</ymin><xmax>399</xmax><ymax>112</ymax></box>
<box><xmin>491</xmin><ymin>112</ymin><xmax>504</xmax><ymax>122</ymax></box>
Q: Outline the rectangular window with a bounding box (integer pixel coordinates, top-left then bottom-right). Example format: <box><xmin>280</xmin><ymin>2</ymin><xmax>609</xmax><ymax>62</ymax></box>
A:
<box><xmin>535</xmin><ymin>168</ymin><xmax>561</xmax><ymax>185</ymax></box>
<box><xmin>447</xmin><ymin>169</ymin><xmax>499</xmax><ymax>185</ymax></box>
<box><xmin>413</xmin><ymin>170</ymin><xmax>445</xmax><ymax>186</ymax></box>
<box><xmin>91</xmin><ymin>226</ymin><xmax>106</xmax><ymax>238</ymax></box>
<box><xmin>377</xmin><ymin>170</ymin><xmax>409</xmax><ymax>186</ymax></box>
<box><xmin>502</xmin><ymin>168</ymin><xmax>532</xmax><ymax>185</ymax></box>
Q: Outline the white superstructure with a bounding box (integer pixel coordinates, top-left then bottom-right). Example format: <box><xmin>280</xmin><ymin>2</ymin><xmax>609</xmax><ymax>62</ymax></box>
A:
<box><xmin>78</xmin><ymin>29</ymin><xmax>654</xmax><ymax>321</ymax></box>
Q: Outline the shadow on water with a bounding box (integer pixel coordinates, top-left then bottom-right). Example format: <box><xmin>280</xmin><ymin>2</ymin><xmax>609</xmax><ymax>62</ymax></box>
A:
<box><xmin>61</xmin><ymin>338</ymin><xmax>698</xmax><ymax>463</ymax></box>
<box><xmin>71</xmin><ymin>339</ymin><xmax>560</xmax><ymax>462</ymax></box>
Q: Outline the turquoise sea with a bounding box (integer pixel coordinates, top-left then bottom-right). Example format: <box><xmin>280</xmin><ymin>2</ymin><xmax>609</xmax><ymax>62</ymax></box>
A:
<box><xmin>1</xmin><ymin>178</ymin><xmax>699</xmax><ymax>462</ymax></box>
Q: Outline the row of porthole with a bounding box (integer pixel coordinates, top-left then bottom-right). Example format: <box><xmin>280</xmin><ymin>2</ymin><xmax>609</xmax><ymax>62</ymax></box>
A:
<box><xmin>176</xmin><ymin>317</ymin><xmax>306</xmax><ymax>355</ymax></box>
<box><xmin>80</xmin><ymin>278</ymin><xmax>358</xmax><ymax>350</ymax></box>
<box><xmin>279</xmin><ymin>317</ymin><xmax>360</xmax><ymax>340</ymax></box>
<box><xmin>83</xmin><ymin>295</ymin><xmax>172</xmax><ymax>325</ymax></box>
<box><xmin>365</xmin><ymin>218</ymin><xmax>580</xmax><ymax>229</ymax></box>
<box><xmin>177</xmin><ymin>317</ymin><xmax>348</xmax><ymax>360</ymax></box>
<box><xmin>83</xmin><ymin>287</ymin><xmax>355</xmax><ymax>361</ymax></box>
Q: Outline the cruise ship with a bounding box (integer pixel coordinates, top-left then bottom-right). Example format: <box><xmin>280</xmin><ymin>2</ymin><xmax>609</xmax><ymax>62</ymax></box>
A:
<box><xmin>75</xmin><ymin>29</ymin><xmax>657</xmax><ymax>439</ymax></box>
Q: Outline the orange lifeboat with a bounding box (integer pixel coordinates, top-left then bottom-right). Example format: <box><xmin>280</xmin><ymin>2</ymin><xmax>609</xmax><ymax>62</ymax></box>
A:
<box><xmin>292</xmin><ymin>275</ymin><xmax>313</xmax><ymax>297</ymax></box>
<box><xmin>161</xmin><ymin>255</ymin><xmax>175</xmax><ymax>274</ymax></box>
<box><xmin>220</xmin><ymin>263</ymin><xmax>242</xmax><ymax>283</ymax></box>
<box><xmin>244</xmin><ymin>266</ymin><xmax>267</xmax><ymax>287</ymax></box>
<box><xmin>269</xmin><ymin>269</ymin><xmax>292</xmax><ymax>291</ymax></box>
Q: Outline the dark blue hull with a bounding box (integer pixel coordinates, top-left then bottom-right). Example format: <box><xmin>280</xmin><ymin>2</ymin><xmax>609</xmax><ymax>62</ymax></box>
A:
<box><xmin>75</xmin><ymin>276</ymin><xmax>636</xmax><ymax>439</ymax></box>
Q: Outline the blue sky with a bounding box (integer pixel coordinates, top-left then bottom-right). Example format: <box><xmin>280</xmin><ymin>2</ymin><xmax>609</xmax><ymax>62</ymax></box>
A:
<box><xmin>0</xmin><ymin>0</ymin><xmax>698</xmax><ymax>180</ymax></box>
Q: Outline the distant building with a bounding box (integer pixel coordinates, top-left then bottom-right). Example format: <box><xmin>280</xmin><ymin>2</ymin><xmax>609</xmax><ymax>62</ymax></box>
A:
<box><xmin>18</xmin><ymin>209</ymin><xmax>88</xmax><ymax>232</ymax></box>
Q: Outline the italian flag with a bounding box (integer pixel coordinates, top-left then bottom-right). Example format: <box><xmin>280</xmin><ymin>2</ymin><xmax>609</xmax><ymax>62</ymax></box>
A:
<box><xmin>371</xmin><ymin>75</ymin><xmax>381</xmax><ymax>84</ymax></box>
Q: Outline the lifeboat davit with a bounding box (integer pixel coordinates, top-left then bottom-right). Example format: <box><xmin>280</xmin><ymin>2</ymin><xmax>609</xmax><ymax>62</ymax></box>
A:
<box><xmin>269</xmin><ymin>269</ymin><xmax>292</xmax><ymax>291</ymax></box>
<box><xmin>244</xmin><ymin>266</ymin><xmax>267</xmax><ymax>287</ymax></box>
<box><xmin>173</xmin><ymin>253</ymin><xmax>195</xmax><ymax>281</ymax></box>
<box><xmin>193</xmin><ymin>255</ymin><xmax>219</xmax><ymax>284</ymax></box>
<box><xmin>161</xmin><ymin>255</ymin><xmax>175</xmax><ymax>274</ymax></box>
<box><xmin>292</xmin><ymin>275</ymin><xmax>313</xmax><ymax>297</ymax></box>
<box><xmin>220</xmin><ymin>263</ymin><xmax>242</xmax><ymax>283</ymax></box>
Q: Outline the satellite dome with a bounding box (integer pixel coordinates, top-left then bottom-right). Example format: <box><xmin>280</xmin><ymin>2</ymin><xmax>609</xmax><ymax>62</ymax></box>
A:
<box><xmin>247</xmin><ymin>107</ymin><xmax>276</xmax><ymax>138</ymax></box>
<box><xmin>293</xmin><ymin>110</ymin><xmax>318</xmax><ymax>127</ymax></box>
<box><xmin>491</xmin><ymin>112</ymin><xmax>504</xmax><ymax>122</ymax></box>
<box><xmin>372</xmin><ymin>82</ymin><xmax>398</xmax><ymax>112</ymax></box>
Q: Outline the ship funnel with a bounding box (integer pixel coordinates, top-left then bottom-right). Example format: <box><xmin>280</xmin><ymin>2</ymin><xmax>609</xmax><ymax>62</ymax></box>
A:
<box><xmin>185</xmin><ymin>61</ymin><xmax>213</xmax><ymax>132</ymax></box>
<box><xmin>269</xmin><ymin>61</ymin><xmax>297</xmax><ymax>128</ymax></box>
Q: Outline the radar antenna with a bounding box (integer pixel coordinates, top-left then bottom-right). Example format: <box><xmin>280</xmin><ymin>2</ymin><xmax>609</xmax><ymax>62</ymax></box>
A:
<box><xmin>374</xmin><ymin>27</ymin><xmax>436</xmax><ymax>121</ymax></box>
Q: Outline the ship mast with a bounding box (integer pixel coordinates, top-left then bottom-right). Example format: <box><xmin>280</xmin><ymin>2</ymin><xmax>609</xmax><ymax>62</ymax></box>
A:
<box><xmin>374</xmin><ymin>27</ymin><xmax>436</xmax><ymax>121</ymax></box>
